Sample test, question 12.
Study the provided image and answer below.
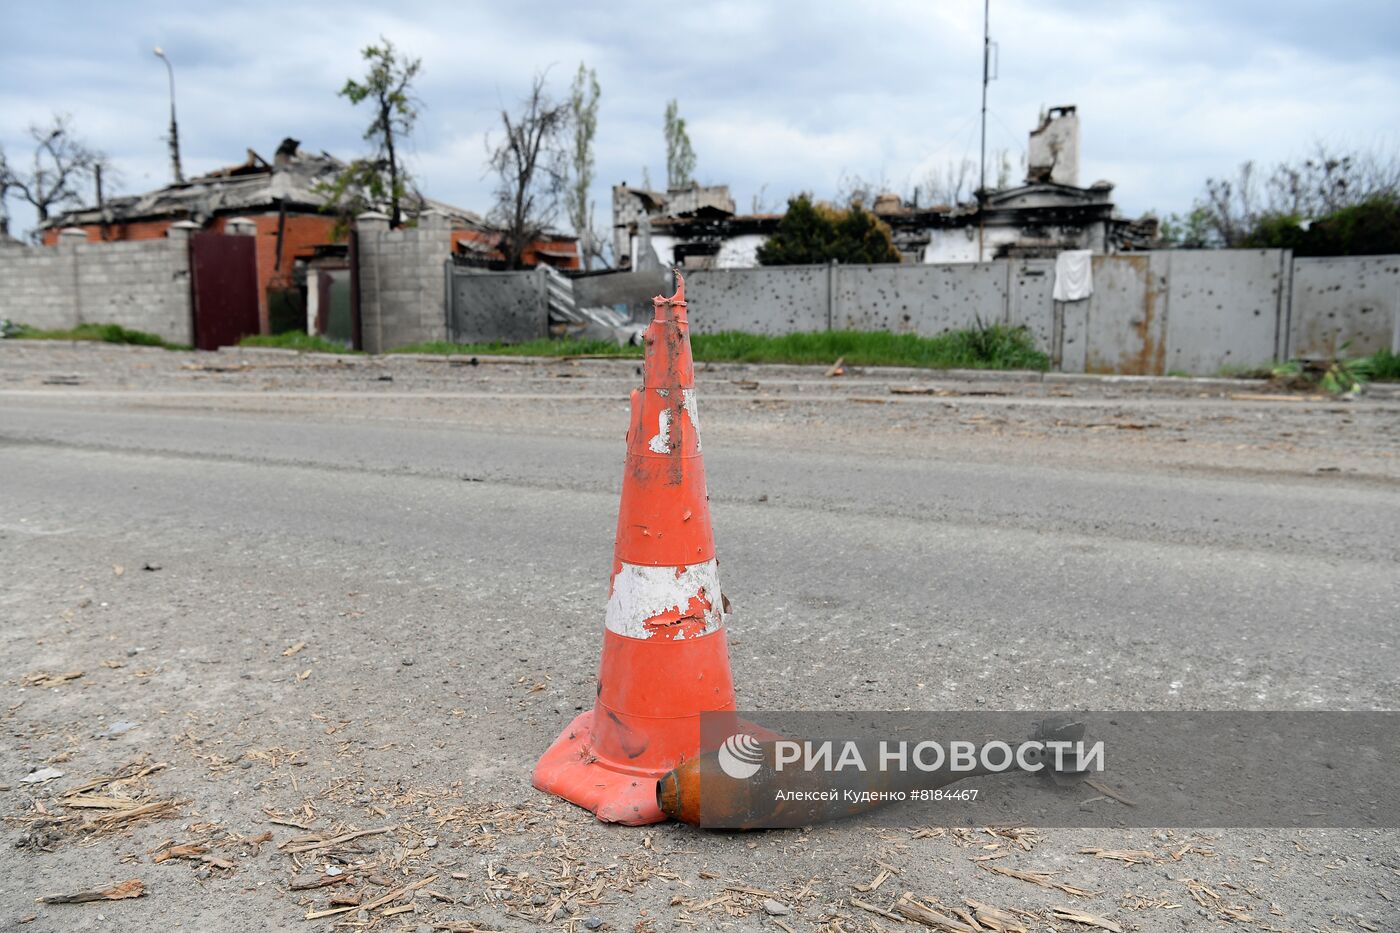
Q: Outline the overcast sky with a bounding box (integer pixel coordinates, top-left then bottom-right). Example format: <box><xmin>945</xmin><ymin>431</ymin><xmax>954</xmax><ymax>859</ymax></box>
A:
<box><xmin>3</xmin><ymin>1</ymin><xmax>1398</xmax><ymax>239</ymax></box>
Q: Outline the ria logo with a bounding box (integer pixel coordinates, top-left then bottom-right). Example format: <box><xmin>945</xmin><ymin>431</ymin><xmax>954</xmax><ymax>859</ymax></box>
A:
<box><xmin>717</xmin><ymin>732</ymin><xmax>764</xmax><ymax>779</ymax></box>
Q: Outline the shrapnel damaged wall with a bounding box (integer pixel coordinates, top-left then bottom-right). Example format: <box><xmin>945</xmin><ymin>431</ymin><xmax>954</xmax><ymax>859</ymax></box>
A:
<box><xmin>684</xmin><ymin>266</ymin><xmax>829</xmax><ymax>335</ymax></box>
<box><xmin>1289</xmin><ymin>255</ymin><xmax>1400</xmax><ymax>359</ymax></box>
<box><xmin>0</xmin><ymin>227</ymin><xmax>195</xmax><ymax>345</ymax></box>
<box><xmin>680</xmin><ymin>262</ymin><xmax>1016</xmax><ymax>338</ymax></box>
<box><xmin>835</xmin><ymin>262</ymin><xmax>1009</xmax><ymax>335</ymax></box>
<box><xmin>663</xmin><ymin>251</ymin><xmax>1399</xmax><ymax>374</ymax></box>
<box><xmin>10</xmin><ymin>229</ymin><xmax>1394</xmax><ymax>377</ymax></box>
<box><xmin>448</xmin><ymin>268</ymin><xmax>547</xmax><ymax>344</ymax></box>
<box><xmin>413</xmin><ymin>249</ymin><xmax>1400</xmax><ymax>375</ymax></box>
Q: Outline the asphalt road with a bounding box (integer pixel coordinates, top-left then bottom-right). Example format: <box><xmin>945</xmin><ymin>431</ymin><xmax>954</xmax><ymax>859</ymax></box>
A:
<box><xmin>2</xmin><ymin>343</ymin><xmax>1397</xmax><ymax>932</ymax></box>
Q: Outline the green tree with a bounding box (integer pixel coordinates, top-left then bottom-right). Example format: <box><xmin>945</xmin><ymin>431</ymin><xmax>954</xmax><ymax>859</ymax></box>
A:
<box><xmin>756</xmin><ymin>194</ymin><xmax>902</xmax><ymax>266</ymax></box>
<box><xmin>1157</xmin><ymin>206</ymin><xmax>1215</xmax><ymax>248</ymax></box>
<box><xmin>664</xmin><ymin>99</ymin><xmax>696</xmax><ymax>190</ymax></box>
<box><xmin>324</xmin><ymin>37</ymin><xmax>422</xmax><ymax>229</ymax></box>
<box><xmin>1308</xmin><ymin>196</ymin><xmax>1400</xmax><ymax>255</ymax></box>
<box><xmin>565</xmin><ymin>63</ymin><xmax>601</xmax><ymax>269</ymax></box>
<box><xmin>1239</xmin><ymin>212</ymin><xmax>1307</xmax><ymax>251</ymax></box>
<box><xmin>1244</xmin><ymin>196</ymin><xmax>1400</xmax><ymax>256</ymax></box>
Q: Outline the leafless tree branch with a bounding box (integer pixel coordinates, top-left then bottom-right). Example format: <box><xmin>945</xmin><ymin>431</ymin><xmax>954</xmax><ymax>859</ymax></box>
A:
<box><xmin>0</xmin><ymin>115</ymin><xmax>105</xmax><ymax>234</ymax></box>
<box><xmin>487</xmin><ymin>73</ymin><xmax>570</xmax><ymax>269</ymax></box>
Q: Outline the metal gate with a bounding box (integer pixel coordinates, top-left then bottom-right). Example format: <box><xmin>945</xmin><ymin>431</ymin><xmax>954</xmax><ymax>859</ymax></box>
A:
<box><xmin>190</xmin><ymin>233</ymin><xmax>259</xmax><ymax>351</ymax></box>
<box><xmin>446</xmin><ymin>264</ymin><xmax>547</xmax><ymax>344</ymax></box>
<box><xmin>1081</xmin><ymin>253</ymin><xmax>1170</xmax><ymax>376</ymax></box>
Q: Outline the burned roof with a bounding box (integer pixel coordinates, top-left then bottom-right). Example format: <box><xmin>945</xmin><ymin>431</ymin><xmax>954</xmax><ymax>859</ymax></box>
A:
<box><xmin>650</xmin><ymin>212</ymin><xmax>782</xmax><ymax>236</ymax></box>
<box><xmin>43</xmin><ymin>139</ymin><xmax>489</xmax><ymax>231</ymax></box>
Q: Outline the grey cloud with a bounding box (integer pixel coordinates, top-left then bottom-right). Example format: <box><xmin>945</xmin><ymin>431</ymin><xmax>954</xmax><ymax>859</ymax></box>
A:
<box><xmin>3</xmin><ymin>1</ymin><xmax>1398</xmax><ymax>237</ymax></box>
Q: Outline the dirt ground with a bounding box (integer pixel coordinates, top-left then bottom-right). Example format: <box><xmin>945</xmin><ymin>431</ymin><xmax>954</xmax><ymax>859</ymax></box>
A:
<box><xmin>1</xmin><ymin>341</ymin><xmax>1398</xmax><ymax>933</ymax></box>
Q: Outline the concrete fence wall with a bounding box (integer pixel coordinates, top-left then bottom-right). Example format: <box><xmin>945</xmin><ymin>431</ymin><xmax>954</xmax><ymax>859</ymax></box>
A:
<box><xmin>448</xmin><ymin>267</ymin><xmax>547</xmax><ymax>344</ymax></box>
<box><xmin>835</xmin><ymin>262</ymin><xmax>1009</xmax><ymax>334</ymax></box>
<box><xmin>354</xmin><ymin>210</ymin><xmax>454</xmax><ymax>353</ymax></box>
<box><xmin>1161</xmin><ymin>249</ymin><xmax>1290</xmax><ymax>375</ymax></box>
<box><xmin>679</xmin><ymin>263</ymin><xmax>1017</xmax><ymax>337</ymax></box>
<box><xmin>676</xmin><ymin>251</ymin><xmax>1396</xmax><ymax>374</ymax></box>
<box><xmin>12</xmin><ymin>222</ymin><xmax>1392</xmax><ymax>376</ymax></box>
<box><xmin>1289</xmin><ymin>255</ymin><xmax>1400</xmax><ymax>359</ymax></box>
<box><xmin>388</xmin><ymin>249</ymin><xmax>1398</xmax><ymax>374</ymax></box>
<box><xmin>0</xmin><ymin>227</ymin><xmax>196</xmax><ymax>345</ymax></box>
<box><xmin>685</xmin><ymin>265</ymin><xmax>829</xmax><ymax>334</ymax></box>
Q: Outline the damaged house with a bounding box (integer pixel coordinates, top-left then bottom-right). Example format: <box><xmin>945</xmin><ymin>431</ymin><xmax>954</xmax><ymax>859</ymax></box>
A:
<box><xmin>611</xmin><ymin>183</ymin><xmax>777</xmax><ymax>270</ymax></box>
<box><xmin>43</xmin><ymin>138</ymin><xmax>578</xmax><ymax>335</ymax></box>
<box><xmin>614</xmin><ymin>106</ymin><xmax>1156</xmax><ymax>268</ymax></box>
<box><xmin>892</xmin><ymin>106</ymin><xmax>1157</xmax><ymax>262</ymax></box>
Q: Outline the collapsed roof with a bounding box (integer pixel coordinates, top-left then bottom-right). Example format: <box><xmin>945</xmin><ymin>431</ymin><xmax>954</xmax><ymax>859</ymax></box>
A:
<box><xmin>43</xmin><ymin>138</ymin><xmax>490</xmax><ymax>231</ymax></box>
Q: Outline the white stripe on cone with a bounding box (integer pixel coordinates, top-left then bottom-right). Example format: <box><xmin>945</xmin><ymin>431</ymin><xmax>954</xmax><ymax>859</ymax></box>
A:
<box><xmin>606</xmin><ymin>559</ymin><xmax>724</xmax><ymax>639</ymax></box>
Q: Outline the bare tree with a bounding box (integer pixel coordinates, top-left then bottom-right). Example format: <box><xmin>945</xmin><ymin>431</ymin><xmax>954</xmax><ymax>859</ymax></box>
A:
<box><xmin>488</xmin><ymin>73</ymin><xmax>570</xmax><ymax>270</ymax></box>
<box><xmin>1199</xmin><ymin>160</ymin><xmax>1258</xmax><ymax>247</ymax></box>
<box><xmin>917</xmin><ymin>158</ymin><xmax>976</xmax><ymax>207</ymax></box>
<box><xmin>0</xmin><ymin>145</ymin><xmax>11</xmax><ymax>239</ymax></box>
<box><xmin>994</xmin><ymin>148</ymin><xmax>1015</xmax><ymax>189</ymax></box>
<box><xmin>1193</xmin><ymin>143</ymin><xmax>1400</xmax><ymax>247</ymax></box>
<box><xmin>564</xmin><ymin>63</ymin><xmax>602</xmax><ymax>270</ymax></box>
<box><xmin>835</xmin><ymin>170</ymin><xmax>888</xmax><ymax>208</ymax></box>
<box><xmin>664</xmin><ymin>99</ymin><xmax>696</xmax><ymax>190</ymax></box>
<box><xmin>750</xmin><ymin>183</ymin><xmax>770</xmax><ymax>214</ymax></box>
<box><xmin>326</xmin><ymin>37</ymin><xmax>422</xmax><ymax>229</ymax></box>
<box><xmin>1262</xmin><ymin>143</ymin><xmax>1400</xmax><ymax>217</ymax></box>
<box><xmin>1</xmin><ymin>115</ymin><xmax>105</xmax><ymax>233</ymax></box>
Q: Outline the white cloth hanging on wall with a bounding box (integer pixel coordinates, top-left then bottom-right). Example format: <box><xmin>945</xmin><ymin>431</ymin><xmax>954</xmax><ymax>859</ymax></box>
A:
<box><xmin>1053</xmin><ymin>250</ymin><xmax>1094</xmax><ymax>301</ymax></box>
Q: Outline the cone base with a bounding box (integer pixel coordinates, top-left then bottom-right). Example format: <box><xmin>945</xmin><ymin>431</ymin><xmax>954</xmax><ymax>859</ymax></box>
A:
<box><xmin>532</xmin><ymin>711</ymin><xmax>667</xmax><ymax>825</ymax></box>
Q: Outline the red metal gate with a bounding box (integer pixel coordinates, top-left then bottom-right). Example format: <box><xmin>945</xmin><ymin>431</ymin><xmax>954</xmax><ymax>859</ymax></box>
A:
<box><xmin>190</xmin><ymin>233</ymin><xmax>259</xmax><ymax>351</ymax></box>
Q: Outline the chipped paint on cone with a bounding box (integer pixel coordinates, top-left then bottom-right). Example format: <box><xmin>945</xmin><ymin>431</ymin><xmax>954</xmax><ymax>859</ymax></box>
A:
<box><xmin>607</xmin><ymin>559</ymin><xmax>723</xmax><ymax>639</ymax></box>
<box><xmin>647</xmin><ymin>406</ymin><xmax>674</xmax><ymax>454</ymax></box>
<box><xmin>681</xmin><ymin>388</ymin><xmax>701</xmax><ymax>451</ymax></box>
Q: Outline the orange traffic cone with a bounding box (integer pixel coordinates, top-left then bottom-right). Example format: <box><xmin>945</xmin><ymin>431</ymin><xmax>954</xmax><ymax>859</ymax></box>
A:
<box><xmin>533</xmin><ymin>272</ymin><xmax>736</xmax><ymax>825</ymax></box>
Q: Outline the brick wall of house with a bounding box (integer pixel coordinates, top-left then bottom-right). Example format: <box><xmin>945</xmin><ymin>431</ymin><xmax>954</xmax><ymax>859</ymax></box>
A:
<box><xmin>453</xmin><ymin>227</ymin><xmax>581</xmax><ymax>269</ymax></box>
<box><xmin>40</xmin><ymin>219</ymin><xmax>178</xmax><ymax>245</ymax></box>
<box><xmin>0</xmin><ymin>228</ymin><xmax>195</xmax><ymax>344</ymax></box>
<box><xmin>236</xmin><ymin>214</ymin><xmax>340</xmax><ymax>294</ymax></box>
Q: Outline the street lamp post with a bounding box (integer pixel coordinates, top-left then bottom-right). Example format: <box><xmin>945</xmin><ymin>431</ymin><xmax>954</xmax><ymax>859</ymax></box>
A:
<box><xmin>153</xmin><ymin>47</ymin><xmax>184</xmax><ymax>184</ymax></box>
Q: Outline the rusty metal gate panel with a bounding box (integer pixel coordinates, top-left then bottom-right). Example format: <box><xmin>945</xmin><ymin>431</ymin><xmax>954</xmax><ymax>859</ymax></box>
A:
<box><xmin>190</xmin><ymin>233</ymin><xmax>259</xmax><ymax>351</ymax></box>
<box><xmin>447</xmin><ymin>265</ymin><xmax>547</xmax><ymax>344</ymax></box>
<box><xmin>1082</xmin><ymin>254</ymin><xmax>1169</xmax><ymax>375</ymax></box>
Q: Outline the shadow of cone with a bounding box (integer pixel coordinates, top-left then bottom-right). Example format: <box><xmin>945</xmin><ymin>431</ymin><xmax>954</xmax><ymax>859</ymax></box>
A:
<box><xmin>532</xmin><ymin>272</ymin><xmax>738</xmax><ymax>825</ymax></box>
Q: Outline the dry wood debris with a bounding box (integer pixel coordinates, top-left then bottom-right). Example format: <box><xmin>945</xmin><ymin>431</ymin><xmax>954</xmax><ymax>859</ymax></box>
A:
<box><xmin>977</xmin><ymin>862</ymin><xmax>1096</xmax><ymax>898</ymax></box>
<box><xmin>37</xmin><ymin>879</ymin><xmax>146</xmax><ymax>904</ymax></box>
<box><xmin>965</xmin><ymin>898</ymin><xmax>1034</xmax><ymax>932</ymax></box>
<box><xmin>11</xmin><ymin>759</ymin><xmax>180</xmax><ymax>849</ymax></box>
<box><xmin>20</xmin><ymin>670</ymin><xmax>84</xmax><ymax>688</ymax></box>
<box><xmin>1079</xmin><ymin>846</ymin><xmax>1158</xmax><ymax>864</ymax></box>
<box><xmin>1050</xmin><ymin>906</ymin><xmax>1123</xmax><ymax>931</ymax></box>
